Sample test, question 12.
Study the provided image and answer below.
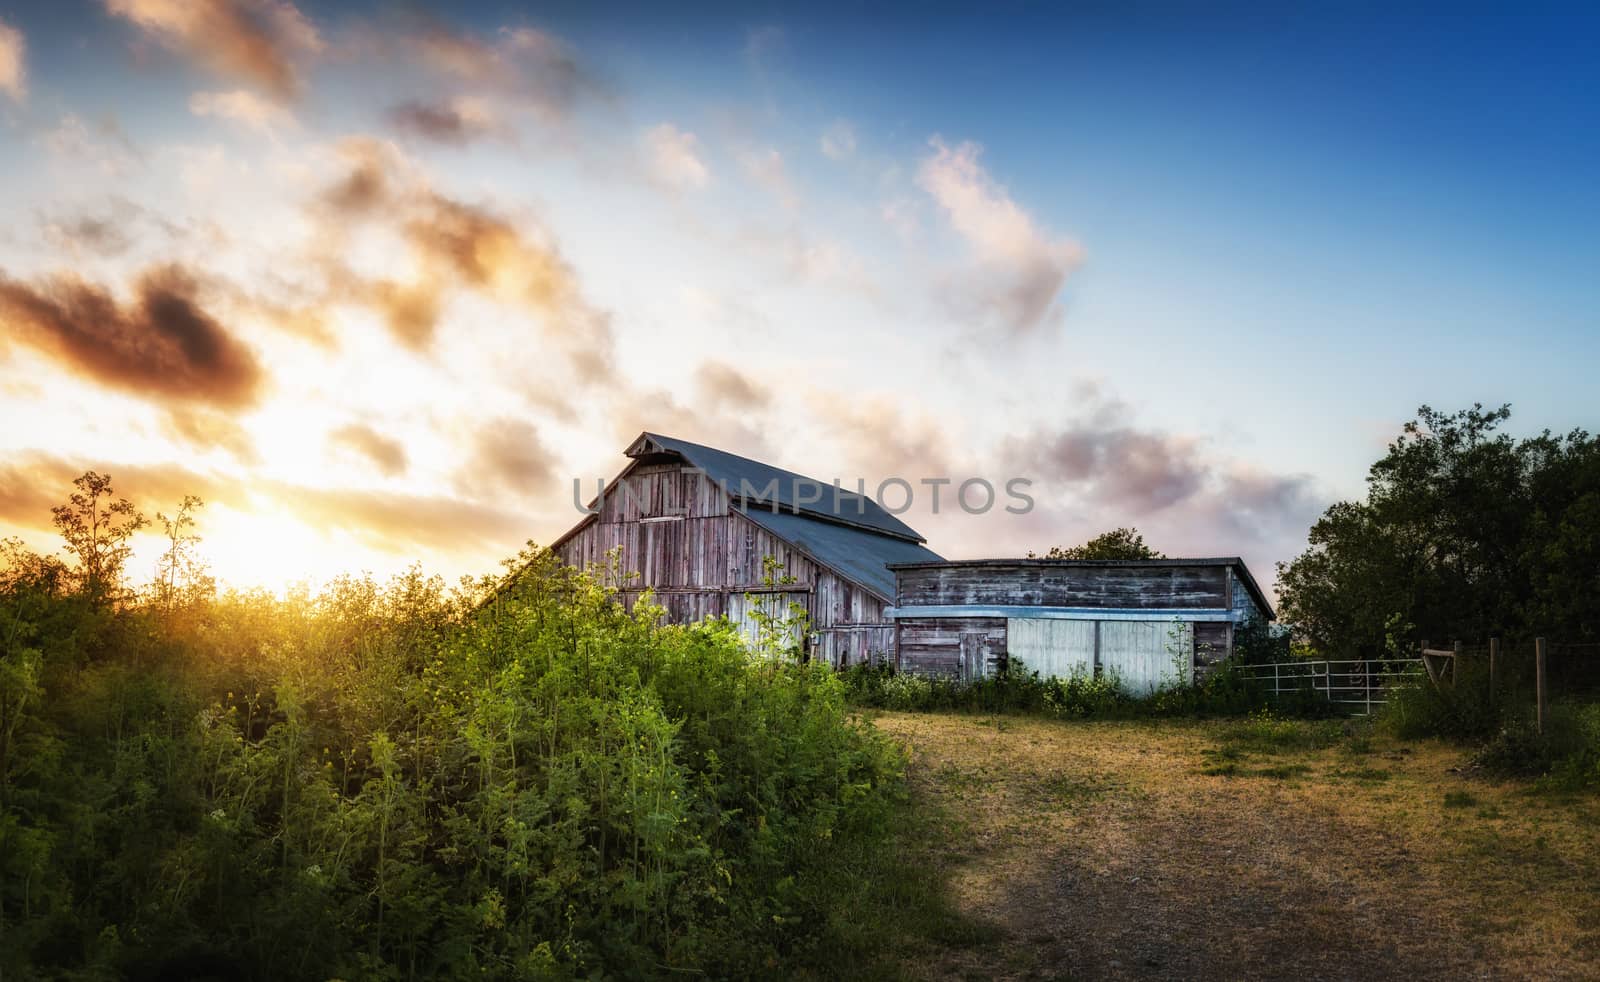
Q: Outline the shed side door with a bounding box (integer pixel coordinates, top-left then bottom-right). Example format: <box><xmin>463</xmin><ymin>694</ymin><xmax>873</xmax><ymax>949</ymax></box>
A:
<box><xmin>1006</xmin><ymin>618</ymin><xmax>1095</xmax><ymax>680</ymax></box>
<box><xmin>1098</xmin><ymin>620</ymin><xmax>1192</xmax><ymax>695</ymax></box>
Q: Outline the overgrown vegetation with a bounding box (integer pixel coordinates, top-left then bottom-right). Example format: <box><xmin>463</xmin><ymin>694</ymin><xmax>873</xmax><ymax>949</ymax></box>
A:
<box><xmin>0</xmin><ymin>475</ymin><xmax>960</xmax><ymax>980</ymax></box>
<box><xmin>839</xmin><ymin>656</ymin><xmax>1288</xmax><ymax>720</ymax></box>
<box><xmin>1375</xmin><ymin>654</ymin><xmax>1600</xmax><ymax>789</ymax></box>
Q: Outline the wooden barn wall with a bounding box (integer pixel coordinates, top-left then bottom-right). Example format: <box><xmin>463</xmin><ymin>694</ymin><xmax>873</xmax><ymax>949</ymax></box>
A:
<box><xmin>555</xmin><ymin>462</ymin><xmax>894</xmax><ymax>666</ymax></box>
<box><xmin>896</xmin><ymin>564</ymin><xmax>1228</xmax><ymax>610</ymax></box>
<box><xmin>896</xmin><ymin>616</ymin><xmax>1006</xmax><ymax>678</ymax></box>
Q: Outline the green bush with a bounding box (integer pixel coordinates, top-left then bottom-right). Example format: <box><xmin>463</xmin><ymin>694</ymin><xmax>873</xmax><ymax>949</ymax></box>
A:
<box><xmin>1474</xmin><ymin>702</ymin><xmax>1600</xmax><ymax>787</ymax></box>
<box><xmin>0</xmin><ymin>547</ymin><xmax>904</xmax><ymax>980</ymax></box>
<box><xmin>1379</xmin><ymin>656</ymin><xmax>1503</xmax><ymax>740</ymax></box>
<box><xmin>840</xmin><ymin>657</ymin><xmax>1274</xmax><ymax>720</ymax></box>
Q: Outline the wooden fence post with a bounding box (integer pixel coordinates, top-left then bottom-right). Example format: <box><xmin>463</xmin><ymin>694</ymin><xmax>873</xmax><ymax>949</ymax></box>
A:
<box><xmin>1488</xmin><ymin>637</ymin><xmax>1499</xmax><ymax>702</ymax></box>
<box><xmin>1535</xmin><ymin>637</ymin><xmax>1548</xmax><ymax>735</ymax></box>
<box><xmin>1452</xmin><ymin>640</ymin><xmax>1462</xmax><ymax>688</ymax></box>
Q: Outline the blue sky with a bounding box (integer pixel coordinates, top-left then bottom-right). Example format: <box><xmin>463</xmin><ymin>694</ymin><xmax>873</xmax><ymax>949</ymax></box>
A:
<box><xmin>0</xmin><ymin>0</ymin><xmax>1595</xmax><ymax>590</ymax></box>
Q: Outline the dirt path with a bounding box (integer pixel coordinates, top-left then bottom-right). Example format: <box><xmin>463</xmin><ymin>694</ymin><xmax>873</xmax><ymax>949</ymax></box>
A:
<box><xmin>870</xmin><ymin>712</ymin><xmax>1600</xmax><ymax>982</ymax></box>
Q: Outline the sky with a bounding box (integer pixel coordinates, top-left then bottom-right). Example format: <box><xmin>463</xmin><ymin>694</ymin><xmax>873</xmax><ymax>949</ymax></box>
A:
<box><xmin>0</xmin><ymin>1</ymin><xmax>1596</xmax><ymax>595</ymax></box>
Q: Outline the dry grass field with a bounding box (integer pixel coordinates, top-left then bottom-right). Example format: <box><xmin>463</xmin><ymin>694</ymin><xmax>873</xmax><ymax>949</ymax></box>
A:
<box><xmin>868</xmin><ymin>711</ymin><xmax>1600</xmax><ymax>982</ymax></box>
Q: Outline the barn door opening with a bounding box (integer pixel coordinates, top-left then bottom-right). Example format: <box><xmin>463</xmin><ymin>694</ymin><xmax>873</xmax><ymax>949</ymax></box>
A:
<box><xmin>959</xmin><ymin>632</ymin><xmax>985</xmax><ymax>682</ymax></box>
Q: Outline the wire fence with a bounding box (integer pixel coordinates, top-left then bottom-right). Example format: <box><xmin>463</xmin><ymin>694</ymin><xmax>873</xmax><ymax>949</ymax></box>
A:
<box><xmin>1420</xmin><ymin>638</ymin><xmax>1600</xmax><ymax>701</ymax></box>
<box><xmin>1237</xmin><ymin>639</ymin><xmax>1600</xmax><ymax>719</ymax></box>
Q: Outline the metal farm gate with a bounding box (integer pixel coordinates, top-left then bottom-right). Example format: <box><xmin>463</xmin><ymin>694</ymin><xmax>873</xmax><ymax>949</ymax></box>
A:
<box><xmin>1236</xmin><ymin>659</ymin><xmax>1425</xmax><ymax>715</ymax></box>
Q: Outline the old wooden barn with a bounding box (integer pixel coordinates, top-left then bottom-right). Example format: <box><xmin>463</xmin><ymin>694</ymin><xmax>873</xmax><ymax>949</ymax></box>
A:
<box><xmin>888</xmin><ymin>558</ymin><xmax>1275</xmax><ymax>691</ymax></box>
<box><xmin>549</xmin><ymin>434</ymin><xmax>1276</xmax><ymax>684</ymax></box>
<box><xmin>551</xmin><ymin>432</ymin><xmax>944</xmax><ymax>665</ymax></box>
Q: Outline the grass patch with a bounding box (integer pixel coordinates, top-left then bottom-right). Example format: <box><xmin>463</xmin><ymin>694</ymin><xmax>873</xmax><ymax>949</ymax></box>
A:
<box><xmin>1216</xmin><ymin>709</ymin><xmax>1344</xmax><ymax>755</ymax></box>
<box><xmin>1203</xmin><ymin>762</ymin><xmax>1312</xmax><ymax>780</ymax></box>
<box><xmin>795</xmin><ymin>783</ymin><xmax>1005</xmax><ymax>979</ymax></box>
<box><xmin>1444</xmin><ymin>790</ymin><xmax>1479</xmax><ymax>808</ymax></box>
<box><xmin>1332</xmin><ymin>766</ymin><xmax>1393</xmax><ymax>782</ymax></box>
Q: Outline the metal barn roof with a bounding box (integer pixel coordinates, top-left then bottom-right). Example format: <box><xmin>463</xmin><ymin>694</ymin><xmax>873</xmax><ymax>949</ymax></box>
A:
<box><xmin>738</xmin><ymin>505</ymin><xmax>944</xmax><ymax>602</ymax></box>
<box><xmin>628</xmin><ymin>432</ymin><xmax>927</xmax><ymax>543</ymax></box>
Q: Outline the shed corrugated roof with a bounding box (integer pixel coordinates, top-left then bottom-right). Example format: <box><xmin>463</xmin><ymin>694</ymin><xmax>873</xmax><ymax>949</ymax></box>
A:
<box><xmin>630</xmin><ymin>432</ymin><xmax>926</xmax><ymax>543</ymax></box>
<box><xmin>738</xmin><ymin>505</ymin><xmax>944</xmax><ymax>602</ymax></box>
<box><xmin>885</xmin><ymin>557</ymin><xmax>1276</xmax><ymax>621</ymax></box>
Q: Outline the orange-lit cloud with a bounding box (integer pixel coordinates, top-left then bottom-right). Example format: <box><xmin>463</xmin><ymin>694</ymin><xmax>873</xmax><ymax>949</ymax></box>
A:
<box><xmin>401</xmin><ymin>21</ymin><xmax>602</xmax><ymax>121</ymax></box>
<box><xmin>163</xmin><ymin>408</ymin><xmax>260</xmax><ymax>463</ymax></box>
<box><xmin>461</xmin><ymin>418</ymin><xmax>554</xmax><ymax>497</ymax></box>
<box><xmin>104</xmin><ymin>0</ymin><xmax>322</xmax><ymax>101</ymax></box>
<box><xmin>189</xmin><ymin>88</ymin><xmax>297</xmax><ymax>132</ymax></box>
<box><xmin>387</xmin><ymin>98</ymin><xmax>498</xmax><ymax>146</ymax></box>
<box><xmin>0</xmin><ymin>17</ymin><xmax>26</xmax><ymax>103</ymax></box>
<box><xmin>693</xmin><ymin>360</ymin><xmax>771</xmax><ymax>411</ymax></box>
<box><xmin>0</xmin><ymin>264</ymin><xmax>265</xmax><ymax>408</ymax></box>
<box><xmin>308</xmin><ymin>144</ymin><xmax>616</xmax><ymax>376</ymax></box>
<box><xmin>329</xmin><ymin>422</ymin><xmax>408</xmax><ymax>477</ymax></box>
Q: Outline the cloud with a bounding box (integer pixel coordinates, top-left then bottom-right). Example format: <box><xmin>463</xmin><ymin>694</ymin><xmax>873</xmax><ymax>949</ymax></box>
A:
<box><xmin>0</xmin><ymin>18</ymin><xmax>25</xmax><ymax>103</ymax></box>
<box><xmin>316</xmin><ymin>136</ymin><xmax>399</xmax><ymax>215</ymax></box>
<box><xmin>0</xmin><ymin>452</ymin><xmax>240</xmax><ymax>532</ymax></box>
<box><xmin>820</xmin><ymin>120</ymin><xmax>856</xmax><ymax>160</ymax></box>
<box><xmin>398</xmin><ymin>21</ymin><xmax>603</xmax><ymax>122</ymax></box>
<box><xmin>995</xmin><ymin>388</ymin><xmax>1325</xmax><ymax>580</ymax></box>
<box><xmin>0</xmin><ymin>264</ymin><xmax>264</xmax><ymax>408</ymax></box>
<box><xmin>306</xmin><ymin>146</ymin><xmax>615</xmax><ymax>378</ymax></box>
<box><xmin>810</xmin><ymin>393</ymin><xmax>958</xmax><ymax>484</ymax></box>
<box><xmin>261</xmin><ymin>481</ymin><xmax>527</xmax><ymax>554</ymax></box>
<box><xmin>461</xmin><ymin>418</ymin><xmax>554</xmax><ymax>497</ymax></box>
<box><xmin>104</xmin><ymin>0</ymin><xmax>322</xmax><ymax>101</ymax></box>
<box><xmin>329</xmin><ymin>422</ymin><xmax>408</xmax><ymax>477</ymax></box>
<box><xmin>642</xmin><ymin>123</ymin><xmax>709</xmax><ymax>190</ymax></box>
<box><xmin>38</xmin><ymin>198</ymin><xmax>145</xmax><ymax>257</ymax></box>
<box><xmin>917</xmin><ymin>137</ymin><xmax>1082</xmax><ymax>334</ymax></box>
<box><xmin>163</xmin><ymin>407</ymin><xmax>259</xmax><ymax>463</ymax></box>
<box><xmin>737</xmin><ymin>147</ymin><xmax>798</xmax><ymax>208</ymax></box>
<box><xmin>387</xmin><ymin>98</ymin><xmax>498</xmax><ymax>146</ymax></box>
<box><xmin>694</xmin><ymin>360</ymin><xmax>770</xmax><ymax>411</ymax></box>
<box><xmin>40</xmin><ymin>114</ymin><xmax>142</xmax><ymax>176</ymax></box>
<box><xmin>189</xmin><ymin>88</ymin><xmax>296</xmax><ymax>132</ymax></box>
<box><xmin>1023</xmin><ymin>422</ymin><xmax>1208</xmax><ymax>513</ymax></box>
<box><xmin>364</xmin><ymin>279</ymin><xmax>440</xmax><ymax>351</ymax></box>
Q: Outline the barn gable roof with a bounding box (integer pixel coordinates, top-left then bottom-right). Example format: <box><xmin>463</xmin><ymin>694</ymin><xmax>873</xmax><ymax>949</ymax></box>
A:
<box><xmin>548</xmin><ymin>432</ymin><xmax>944</xmax><ymax>603</ymax></box>
<box><xmin>626</xmin><ymin>432</ymin><xmax>927</xmax><ymax>544</ymax></box>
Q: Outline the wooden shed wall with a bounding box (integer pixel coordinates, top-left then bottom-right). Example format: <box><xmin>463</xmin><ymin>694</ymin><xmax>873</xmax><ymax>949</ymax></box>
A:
<box><xmin>555</xmin><ymin>460</ymin><xmax>893</xmax><ymax>665</ymax></box>
<box><xmin>896</xmin><ymin>564</ymin><xmax>1229</xmax><ymax>609</ymax></box>
<box><xmin>896</xmin><ymin>616</ymin><xmax>1006</xmax><ymax>678</ymax></box>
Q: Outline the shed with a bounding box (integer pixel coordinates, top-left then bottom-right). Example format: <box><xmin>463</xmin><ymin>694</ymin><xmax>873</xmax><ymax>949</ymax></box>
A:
<box><xmin>887</xmin><ymin>558</ymin><xmax>1275</xmax><ymax>691</ymax></box>
<box><xmin>550</xmin><ymin>432</ymin><xmax>943</xmax><ymax>665</ymax></box>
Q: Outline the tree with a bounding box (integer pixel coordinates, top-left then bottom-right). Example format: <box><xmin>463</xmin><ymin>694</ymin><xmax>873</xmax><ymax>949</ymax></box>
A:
<box><xmin>1030</xmin><ymin>527</ymin><xmax>1164</xmax><ymax>560</ymax></box>
<box><xmin>154</xmin><ymin>495</ymin><xmax>211</xmax><ymax>608</ymax></box>
<box><xmin>1276</xmin><ymin>404</ymin><xmax>1600</xmax><ymax>656</ymax></box>
<box><xmin>51</xmin><ymin>471</ymin><xmax>147</xmax><ymax>607</ymax></box>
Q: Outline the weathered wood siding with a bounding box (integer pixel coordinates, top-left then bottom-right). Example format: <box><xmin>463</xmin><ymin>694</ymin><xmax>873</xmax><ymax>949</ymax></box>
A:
<box><xmin>896</xmin><ymin>616</ymin><xmax>1006</xmax><ymax>678</ymax></box>
<box><xmin>896</xmin><ymin>563</ymin><xmax>1228</xmax><ymax>609</ymax></box>
<box><xmin>556</xmin><ymin>461</ymin><xmax>893</xmax><ymax>666</ymax></box>
<box><xmin>1194</xmin><ymin>621</ymin><xmax>1233</xmax><ymax>677</ymax></box>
